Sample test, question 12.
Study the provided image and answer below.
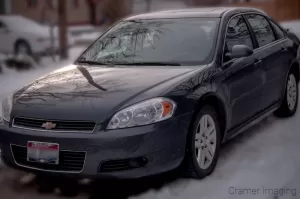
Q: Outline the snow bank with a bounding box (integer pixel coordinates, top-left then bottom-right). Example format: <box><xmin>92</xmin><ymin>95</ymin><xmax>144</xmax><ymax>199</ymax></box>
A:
<box><xmin>72</xmin><ymin>32</ymin><xmax>102</xmax><ymax>45</ymax></box>
<box><xmin>281</xmin><ymin>21</ymin><xmax>300</xmax><ymax>38</ymax></box>
<box><xmin>68</xmin><ymin>25</ymin><xmax>96</xmax><ymax>34</ymax></box>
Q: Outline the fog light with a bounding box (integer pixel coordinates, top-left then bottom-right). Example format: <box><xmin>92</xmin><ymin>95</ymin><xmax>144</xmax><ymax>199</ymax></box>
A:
<box><xmin>129</xmin><ymin>157</ymin><xmax>148</xmax><ymax>168</ymax></box>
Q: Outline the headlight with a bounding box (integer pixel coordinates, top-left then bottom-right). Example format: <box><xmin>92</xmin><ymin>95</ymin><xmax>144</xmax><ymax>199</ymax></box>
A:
<box><xmin>107</xmin><ymin>97</ymin><xmax>176</xmax><ymax>130</ymax></box>
<box><xmin>2</xmin><ymin>95</ymin><xmax>13</xmax><ymax>122</ymax></box>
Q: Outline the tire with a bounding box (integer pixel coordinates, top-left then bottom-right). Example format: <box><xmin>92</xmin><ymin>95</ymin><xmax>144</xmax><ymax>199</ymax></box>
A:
<box><xmin>14</xmin><ymin>40</ymin><xmax>32</xmax><ymax>56</ymax></box>
<box><xmin>275</xmin><ymin>71</ymin><xmax>298</xmax><ymax>117</ymax></box>
<box><xmin>182</xmin><ymin>105</ymin><xmax>221</xmax><ymax>179</ymax></box>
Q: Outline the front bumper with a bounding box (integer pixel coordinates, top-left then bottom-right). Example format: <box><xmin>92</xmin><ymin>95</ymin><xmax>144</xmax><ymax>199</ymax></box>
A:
<box><xmin>0</xmin><ymin>114</ymin><xmax>191</xmax><ymax>179</ymax></box>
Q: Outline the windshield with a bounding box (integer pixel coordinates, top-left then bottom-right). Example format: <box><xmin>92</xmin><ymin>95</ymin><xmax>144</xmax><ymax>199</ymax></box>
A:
<box><xmin>77</xmin><ymin>18</ymin><xmax>220</xmax><ymax>66</ymax></box>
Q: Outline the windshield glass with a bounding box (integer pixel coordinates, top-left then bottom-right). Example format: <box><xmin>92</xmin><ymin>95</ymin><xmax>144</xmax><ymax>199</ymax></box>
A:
<box><xmin>77</xmin><ymin>18</ymin><xmax>220</xmax><ymax>66</ymax></box>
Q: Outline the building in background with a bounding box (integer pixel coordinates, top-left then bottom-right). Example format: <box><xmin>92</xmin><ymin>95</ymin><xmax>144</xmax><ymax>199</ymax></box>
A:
<box><xmin>2</xmin><ymin>0</ymin><xmax>105</xmax><ymax>25</ymax></box>
<box><xmin>228</xmin><ymin>0</ymin><xmax>300</xmax><ymax>22</ymax></box>
<box><xmin>1</xmin><ymin>0</ymin><xmax>300</xmax><ymax>25</ymax></box>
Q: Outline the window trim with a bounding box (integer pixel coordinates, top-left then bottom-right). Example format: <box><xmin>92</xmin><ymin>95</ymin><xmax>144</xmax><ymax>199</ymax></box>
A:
<box><xmin>221</xmin><ymin>12</ymin><xmax>287</xmax><ymax>67</ymax></box>
<box><xmin>221</xmin><ymin>13</ymin><xmax>256</xmax><ymax>66</ymax></box>
<box><xmin>245</xmin><ymin>15</ymin><xmax>288</xmax><ymax>53</ymax></box>
<box><xmin>268</xmin><ymin>18</ymin><xmax>288</xmax><ymax>40</ymax></box>
<box><xmin>244</xmin><ymin>14</ymin><xmax>278</xmax><ymax>49</ymax></box>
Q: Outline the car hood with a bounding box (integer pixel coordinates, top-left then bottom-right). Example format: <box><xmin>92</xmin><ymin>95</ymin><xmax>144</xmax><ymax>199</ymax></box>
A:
<box><xmin>12</xmin><ymin>65</ymin><xmax>197</xmax><ymax>123</ymax></box>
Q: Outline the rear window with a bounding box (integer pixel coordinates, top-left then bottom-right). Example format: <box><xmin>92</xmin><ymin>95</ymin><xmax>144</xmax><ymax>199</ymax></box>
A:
<box><xmin>270</xmin><ymin>21</ymin><xmax>285</xmax><ymax>39</ymax></box>
<box><xmin>78</xmin><ymin>18</ymin><xmax>220</xmax><ymax>66</ymax></box>
<box><xmin>246</xmin><ymin>14</ymin><xmax>276</xmax><ymax>47</ymax></box>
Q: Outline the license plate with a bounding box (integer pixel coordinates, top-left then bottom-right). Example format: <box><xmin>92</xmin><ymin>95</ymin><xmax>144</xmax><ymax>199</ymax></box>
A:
<box><xmin>27</xmin><ymin>141</ymin><xmax>59</xmax><ymax>165</ymax></box>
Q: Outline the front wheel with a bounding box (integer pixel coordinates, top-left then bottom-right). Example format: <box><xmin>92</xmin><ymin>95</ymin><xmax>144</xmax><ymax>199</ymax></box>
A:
<box><xmin>182</xmin><ymin>105</ymin><xmax>221</xmax><ymax>179</ymax></box>
<box><xmin>275</xmin><ymin>72</ymin><xmax>298</xmax><ymax>117</ymax></box>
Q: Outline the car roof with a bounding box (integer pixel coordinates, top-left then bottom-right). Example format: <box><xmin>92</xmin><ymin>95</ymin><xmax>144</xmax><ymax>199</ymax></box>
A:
<box><xmin>126</xmin><ymin>7</ymin><xmax>266</xmax><ymax>20</ymax></box>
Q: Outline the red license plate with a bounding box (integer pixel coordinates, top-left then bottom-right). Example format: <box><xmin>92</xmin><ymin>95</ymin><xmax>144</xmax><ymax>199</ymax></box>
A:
<box><xmin>27</xmin><ymin>141</ymin><xmax>59</xmax><ymax>165</ymax></box>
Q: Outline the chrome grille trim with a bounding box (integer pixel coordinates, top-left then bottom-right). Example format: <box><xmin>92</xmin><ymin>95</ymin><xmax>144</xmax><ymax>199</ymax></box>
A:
<box><xmin>12</xmin><ymin>117</ymin><xmax>96</xmax><ymax>133</ymax></box>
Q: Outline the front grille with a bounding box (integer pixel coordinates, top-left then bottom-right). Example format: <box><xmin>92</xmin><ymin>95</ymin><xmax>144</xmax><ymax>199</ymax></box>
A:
<box><xmin>99</xmin><ymin>157</ymin><xmax>148</xmax><ymax>173</ymax></box>
<box><xmin>11</xmin><ymin>145</ymin><xmax>85</xmax><ymax>172</ymax></box>
<box><xmin>13</xmin><ymin>117</ymin><xmax>95</xmax><ymax>132</ymax></box>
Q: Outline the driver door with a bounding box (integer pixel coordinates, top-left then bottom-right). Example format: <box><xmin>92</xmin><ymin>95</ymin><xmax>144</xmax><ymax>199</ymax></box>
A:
<box><xmin>221</xmin><ymin>15</ymin><xmax>265</xmax><ymax>130</ymax></box>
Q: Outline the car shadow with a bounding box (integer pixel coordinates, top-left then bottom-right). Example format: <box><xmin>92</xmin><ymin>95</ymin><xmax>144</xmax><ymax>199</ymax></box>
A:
<box><xmin>85</xmin><ymin>170</ymin><xmax>180</xmax><ymax>199</ymax></box>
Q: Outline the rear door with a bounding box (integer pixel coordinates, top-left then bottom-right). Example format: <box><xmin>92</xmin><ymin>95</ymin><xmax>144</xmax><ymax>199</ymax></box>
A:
<box><xmin>221</xmin><ymin>15</ymin><xmax>265</xmax><ymax>129</ymax></box>
<box><xmin>245</xmin><ymin>14</ymin><xmax>292</xmax><ymax>109</ymax></box>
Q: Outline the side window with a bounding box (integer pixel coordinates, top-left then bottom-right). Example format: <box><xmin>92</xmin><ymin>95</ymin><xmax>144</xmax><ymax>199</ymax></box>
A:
<box><xmin>246</xmin><ymin>14</ymin><xmax>275</xmax><ymax>47</ymax></box>
<box><xmin>224</xmin><ymin>15</ymin><xmax>253</xmax><ymax>62</ymax></box>
<box><xmin>270</xmin><ymin>20</ymin><xmax>285</xmax><ymax>39</ymax></box>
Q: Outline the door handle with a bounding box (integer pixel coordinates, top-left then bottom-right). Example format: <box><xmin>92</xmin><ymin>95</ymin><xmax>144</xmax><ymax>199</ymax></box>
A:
<box><xmin>281</xmin><ymin>48</ymin><xmax>288</xmax><ymax>52</ymax></box>
<box><xmin>254</xmin><ymin>60</ymin><xmax>262</xmax><ymax>67</ymax></box>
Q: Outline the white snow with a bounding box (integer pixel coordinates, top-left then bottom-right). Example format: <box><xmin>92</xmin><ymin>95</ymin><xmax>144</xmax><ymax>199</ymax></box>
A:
<box><xmin>132</xmin><ymin>114</ymin><xmax>300</xmax><ymax>199</ymax></box>
<box><xmin>72</xmin><ymin>32</ymin><xmax>102</xmax><ymax>44</ymax></box>
<box><xmin>68</xmin><ymin>25</ymin><xmax>96</xmax><ymax>33</ymax></box>
<box><xmin>281</xmin><ymin>21</ymin><xmax>300</xmax><ymax>38</ymax></box>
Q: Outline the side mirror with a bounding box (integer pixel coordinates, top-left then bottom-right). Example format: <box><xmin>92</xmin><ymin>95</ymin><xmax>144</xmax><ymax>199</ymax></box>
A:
<box><xmin>230</xmin><ymin>45</ymin><xmax>253</xmax><ymax>59</ymax></box>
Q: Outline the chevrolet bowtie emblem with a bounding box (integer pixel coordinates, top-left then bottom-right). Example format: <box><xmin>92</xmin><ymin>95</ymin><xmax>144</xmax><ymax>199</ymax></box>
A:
<box><xmin>41</xmin><ymin>122</ymin><xmax>57</xmax><ymax>130</ymax></box>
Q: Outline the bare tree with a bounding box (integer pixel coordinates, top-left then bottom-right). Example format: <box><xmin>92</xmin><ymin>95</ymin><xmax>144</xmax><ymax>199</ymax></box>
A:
<box><xmin>101</xmin><ymin>0</ymin><xmax>133</xmax><ymax>25</ymax></box>
<box><xmin>145</xmin><ymin>0</ymin><xmax>152</xmax><ymax>12</ymax></box>
<box><xmin>58</xmin><ymin>0</ymin><xmax>68</xmax><ymax>60</ymax></box>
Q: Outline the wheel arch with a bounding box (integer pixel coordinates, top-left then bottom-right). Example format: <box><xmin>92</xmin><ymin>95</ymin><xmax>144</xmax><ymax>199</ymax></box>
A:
<box><xmin>14</xmin><ymin>38</ymin><xmax>30</xmax><ymax>52</ymax></box>
<box><xmin>289</xmin><ymin>61</ymin><xmax>299</xmax><ymax>82</ymax></box>
<box><xmin>191</xmin><ymin>93</ymin><xmax>227</xmax><ymax>140</ymax></box>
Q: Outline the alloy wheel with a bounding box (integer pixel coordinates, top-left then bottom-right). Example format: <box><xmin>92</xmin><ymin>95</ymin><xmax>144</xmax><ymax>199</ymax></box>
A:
<box><xmin>194</xmin><ymin>114</ymin><xmax>217</xmax><ymax>170</ymax></box>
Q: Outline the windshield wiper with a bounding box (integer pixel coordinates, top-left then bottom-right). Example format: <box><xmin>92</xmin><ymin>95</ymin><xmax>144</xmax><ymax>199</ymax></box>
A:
<box><xmin>118</xmin><ymin>62</ymin><xmax>181</xmax><ymax>66</ymax></box>
<box><xmin>76</xmin><ymin>60</ymin><xmax>110</xmax><ymax>66</ymax></box>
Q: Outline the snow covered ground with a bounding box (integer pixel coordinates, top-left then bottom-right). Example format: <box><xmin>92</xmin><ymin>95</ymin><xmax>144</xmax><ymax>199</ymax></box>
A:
<box><xmin>133</xmin><ymin>114</ymin><xmax>300</xmax><ymax>199</ymax></box>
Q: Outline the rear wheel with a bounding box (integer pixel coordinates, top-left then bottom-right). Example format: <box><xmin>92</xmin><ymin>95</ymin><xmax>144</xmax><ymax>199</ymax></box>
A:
<box><xmin>183</xmin><ymin>105</ymin><xmax>221</xmax><ymax>179</ymax></box>
<box><xmin>275</xmin><ymin>71</ymin><xmax>298</xmax><ymax>117</ymax></box>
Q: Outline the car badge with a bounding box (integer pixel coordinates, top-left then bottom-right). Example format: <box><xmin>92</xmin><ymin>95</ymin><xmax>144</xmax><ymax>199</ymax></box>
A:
<box><xmin>41</xmin><ymin>122</ymin><xmax>57</xmax><ymax>130</ymax></box>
